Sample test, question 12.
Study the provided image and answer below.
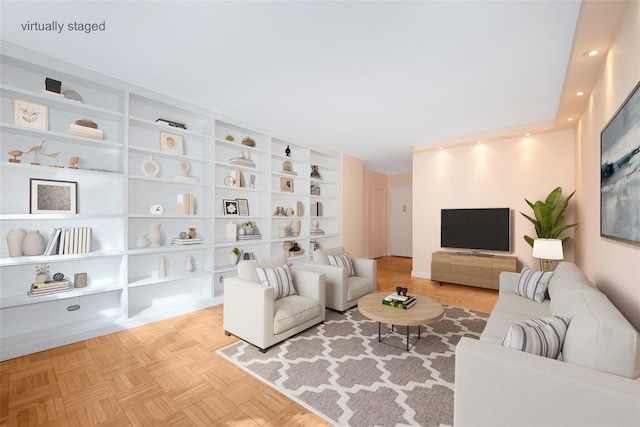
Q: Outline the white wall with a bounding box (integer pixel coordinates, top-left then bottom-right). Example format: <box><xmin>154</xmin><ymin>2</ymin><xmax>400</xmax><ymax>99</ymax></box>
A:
<box><xmin>412</xmin><ymin>130</ymin><xmax>575</xmax><ymax>278</ymax></box>
<box><xmin>575</xmin><ymin>1</ymin><xmax>640</xmax><ymax>330</ymax></box>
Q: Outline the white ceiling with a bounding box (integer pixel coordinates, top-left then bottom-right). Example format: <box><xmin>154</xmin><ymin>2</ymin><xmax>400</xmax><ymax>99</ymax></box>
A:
<box><xmin>1</xmin><ymin>1</ymin><xmax>589</xmax><ymax>174</ymax></box>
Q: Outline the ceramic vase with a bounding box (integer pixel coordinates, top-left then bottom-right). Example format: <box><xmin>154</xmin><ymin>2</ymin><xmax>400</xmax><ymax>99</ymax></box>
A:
<box><xmin>149</xmin><ymin>223</ymin><xmax>162</xmax><ymax>247</ymax></box>
<box><xmin>230</xmin><ymin>252</ymin><xmax>239</xmax><ymax>265</ymax></box>
<box><xmin>184</xmin><ymin>256</ymin><xmax>194</xmax><ymax>272</ymax></box>
<box><xmin>136</xmin><ymin>233</ymin><xmax>148</xmax><ymax>248</ymax></box>
<box><xmin>188</xmin><ymin>228</ymin><xmax>197</xmax><ymax>239</ymax></box>
<box><xmin>35</xmin><ymin>273</ymin><xmax>48</xmax><ymax>283</ymax></box>
<box><xmin>6</xmin><ymin>228</ymin><xmax>26</xmax><ymax>257</ymax></box>
<box><xmin>23</xmin><ymin>230</ymin><xmax>45</xmax><ymax>256</ymax></box>
<box><xmin>278</xmin><ymin>226</ymin><xmax>288</xmax><ymax>238</ymax></box>
<box><xmin>242</xmin><ymin>226</ymin><xmax>255</xmax><ymax>235</ymax></box>
<box><xmin>158</xmin><ymin>255</ymin><xmax>166</xmax><ymax>278</ymax></box>
<box><xmin>289</xmin><ymin>220</ymin><xmax>301</xmax><ymax>237</ymax></box>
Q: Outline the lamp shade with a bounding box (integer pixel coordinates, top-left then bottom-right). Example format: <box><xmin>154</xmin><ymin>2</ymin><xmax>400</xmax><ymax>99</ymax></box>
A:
<box><xmin>532</xmin><ymin>239</ymin><xmax>564</xmax><ymax>260</ymax></box>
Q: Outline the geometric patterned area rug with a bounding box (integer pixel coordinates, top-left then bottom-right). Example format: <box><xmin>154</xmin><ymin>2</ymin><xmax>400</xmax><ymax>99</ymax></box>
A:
<box><xmin>218</xmin><ymin>305</ymin><xmax>488</xmax><ymax>427</ymax></box>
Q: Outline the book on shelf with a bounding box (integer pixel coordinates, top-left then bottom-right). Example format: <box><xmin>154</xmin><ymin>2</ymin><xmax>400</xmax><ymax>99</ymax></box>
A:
<box><xmin>176</xmin><ymin>193</ymin><xmax>195</xmax><ymax>215</ymax></box>
<box><xmin>28</xmin><ymin>279</ymin><xmax>71</xmax><ymax>297</ymax></box>
<box><xmin>384</xmin><ymin>293</ymin><xmax>409</xmax><ymax>302</ymax></box>
<box><xmin>68</xmin><ymin>123</ymin><xmax>104</xmax><ymax>140</ymax></box>
<box><xmin>228</xmin><ymin>158</ymin><xmax>255</xmax><ymax>167</ymax></box>
<box><xmin>171</xmin><ymin>238</ymin><xmax>203</xmax><ymax>245</ymax></box>
<box><xmin>46</xmin><ymin>227</ymin><xmax>92</xmax><ymax>255</ymax></box>
<box><xmin>238</xmin><ymin>234</ymin><xmax>261</xmax><ymax>240</ymax></box>
<box><xmin>382</xmin><ymin>296</ymin><xmax>416</xmax><ymax>309</ymax></box>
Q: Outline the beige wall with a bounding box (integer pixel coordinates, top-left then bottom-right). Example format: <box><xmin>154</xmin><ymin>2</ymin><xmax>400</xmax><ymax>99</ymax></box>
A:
<box><xmin>340</xmin><ymin>153</ymin><xmax>365</xmax><ymax>258</ymax></box>
<box><xmin>412</xmin><ymin>130</ymin><xmax>575</xmax><ymax>278</ymax></box>
<box><xmin>575</xmin><ymin>1</ymin><xmax>640</xmax><ymax>330</ymax></box>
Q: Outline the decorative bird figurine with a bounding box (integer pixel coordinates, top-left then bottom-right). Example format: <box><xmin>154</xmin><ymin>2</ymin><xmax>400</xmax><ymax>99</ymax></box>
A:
<box><xmin>8</xmin><ymin>150</ymin><xmax>23</xmax><ymax>163</ymax></box>
<box><xmin>43</xmin><ymin>151</ymin><xmax>62</xmax><ymax>167</ymax></box>
<box><xmin>68</xmin><ymin>156</ymin><xmax>80</xmax><ymax>169</ymax></box>
<box><xmin>27</xmin><ymin>140</ymin><xmax>46</xmax><ymax>165</ymax></box>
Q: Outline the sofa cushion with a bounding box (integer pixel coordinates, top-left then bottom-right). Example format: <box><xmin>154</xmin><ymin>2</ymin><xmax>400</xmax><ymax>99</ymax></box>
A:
<box><xmin>492</xmin><ymin>294</ymin><xmax>552</xmax><ymax>319</ymax></box>
<box><xmin>515</xmin><ymin>267</ymin><xmax>553</xmax><ymax>303</ymax></box>
<box><xmin>501</xmin><ymin>316</ymin><xmax>571</xmax><ymax>359</ymax></box>
<box><xmin>238</xmin><ymin>254</ymin><xmax>288</xmax><ymax>283</ymax></box>
<box><xmin>548</xmin><ymin>261</ymin><xmax>598</xmax><ymax>314</ymax></box>
<box><xmin>256</xmin><ymin>264</ymin><xmax>297</xmax><ymax>300</ymax></box>
<box><xmin>328</xmin><ymin>253</ymin><xmax>355</xmax><ymax>276</ymax></box>
<box><xmin>273</xmin><ymin>295</ymin><xmax>321</xmax><ymax>335</ymax></box>
<box><xmin>313</xmin><ymin>246</ymin><xmax>346</xmax><ymax>265</ymax></box>
<box><xmin>560</xmin><ymin>290</ymin><xmax>640</xmax><ymax>379</ymax></box>
<box><xmin>480</xmin><ymin>308</ymin><xmax>545</xmax><ymax>345</ymax></box>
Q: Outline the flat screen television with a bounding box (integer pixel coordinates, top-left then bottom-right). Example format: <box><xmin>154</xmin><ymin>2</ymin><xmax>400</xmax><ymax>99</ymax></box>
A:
<box><xmin>441</xmin><ymin>208</ymin><xmax>511</xmax><ymax>252</ymax></box>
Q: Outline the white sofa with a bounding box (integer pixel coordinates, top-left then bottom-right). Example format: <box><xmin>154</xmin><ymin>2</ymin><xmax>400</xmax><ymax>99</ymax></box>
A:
<box><xmin>454</xmin><ymin>262</ymin><xmax>640</xmax><ymax>427</ymax></box>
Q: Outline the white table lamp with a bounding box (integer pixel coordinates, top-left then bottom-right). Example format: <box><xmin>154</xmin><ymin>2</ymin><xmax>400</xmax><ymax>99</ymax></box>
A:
<box><xmin>532</xmin><ymin>238</ymin><xmax>564</xmax><ymax>271</ymax></box>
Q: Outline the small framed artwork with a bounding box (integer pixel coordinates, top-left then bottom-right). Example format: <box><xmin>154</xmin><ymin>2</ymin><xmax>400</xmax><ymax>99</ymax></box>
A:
<box><xmin>13</xmin><ymin>98</ymin><xmax>48</xmax><ymax>130</ymax></box>
<box><xmin>223</xmin><ymin>199</ymin><xmax>239</xmax><ymax>216</ymax></box>
<box><xmin>30</xmin><ymin>179</ymin><xmax>77</xmax><ymax>214</ymax></box>
<box><xmin>160</xmin><ymin>131</ymin><xmax>184</xmax><ymax>155</ymax></box>
<box><xmin>281</xmin><ymin>177</ymin><xmax>294</xmax><ymax>193</ymax></box>
<box><xmin>236</xmin><ymin>198</ymin><xmax>249</xmax><ymax>216</ymax></box>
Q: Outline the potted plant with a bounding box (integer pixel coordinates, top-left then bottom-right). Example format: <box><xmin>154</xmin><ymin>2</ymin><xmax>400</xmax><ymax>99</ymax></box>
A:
<box><xmin>35</xmin><ymin>263</ymin><xmax>49</xmax><ymax>283</ymax></box>
<box><xmin>241</xmin><ymin>220</ymin><xmax>257</xmax><ymax>235</ymax></box>
<box><xmin>230</xmin><ymin>247</ymin><xmax>241</xmax><ymax>264</ymax></box>
<box><xmin>520</xmin><ymin>186</ymin><xmax>577</xmax><ymax>247</ymax></box>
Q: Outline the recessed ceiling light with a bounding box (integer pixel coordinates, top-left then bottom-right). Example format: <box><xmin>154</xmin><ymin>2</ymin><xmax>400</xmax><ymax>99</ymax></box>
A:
<box><xmin>576</xmin><ymin>91</ymin><xmax>585</xmax><ymax>96</ymax></box>
<box><xmin>567</xmin><ymin>117</ymin><xmax>574</xmax><ymax>122</ymax></box>
<box><xmin>525</xmin><ymin>133</ymin><xmax>531</xmax><ymax>136</ymax></box>
<box><xmin>438</xmin><ymin>147</ymin><xmax>443</xmax><ymax>150</ymax></box>
<box><xmin>584</xmin><ymin>49</ymin><xmax>599</xmax><ymax>57</ymax></box>
<box><xmin>476</xmin><ymin>140</ymin><xmax>482</xmax><ymax>144</ymax></box>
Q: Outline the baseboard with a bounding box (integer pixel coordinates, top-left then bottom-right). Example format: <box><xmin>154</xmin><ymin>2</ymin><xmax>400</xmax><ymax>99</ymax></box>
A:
<box><xmin>411</xmin><ymin>270</ymin><xmax>431</xmax><ymax>280</ymax></box>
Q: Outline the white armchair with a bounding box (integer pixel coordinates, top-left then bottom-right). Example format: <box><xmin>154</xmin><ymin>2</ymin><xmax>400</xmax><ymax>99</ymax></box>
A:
<box><xmin>224</xmin><ymin>254</ymin><xmax>325</xmax><ymax>352</ymax></box>
<box><xmin>304</xmin><ymin>246</ymin><xmax>376</xmax><ymax>312</ymax></box>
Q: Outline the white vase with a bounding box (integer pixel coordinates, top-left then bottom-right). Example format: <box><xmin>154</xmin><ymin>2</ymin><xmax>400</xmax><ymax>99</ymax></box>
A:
<box><xmin>35</xmin><ymin>273</ymin><xmax>48</xmax><ymax>283</ymax></box>
<box><xmin>289</xmin><ymin>220</ymin><xmax>301</xmax><ymax>237</ymax></box>
<box><xmin>184</xmin><ymin>256</ymin><xmax>194</xmax><ymax>272</ymax></box>
<box><xmin>149</xmin><ymin>223</ymin><xmax>162</xmax><ymax>247</ymax></box>
<box><xmin>6</xmin><ymin>228</ymin><xmax>26</xmax><ymax>257</ymax></box>
<box><xmin>22</xmin><ymin>230</ymin><xmax>45</xmax><ymax>256</ymax></box>
<box><xmin>158</xmin><ymin>255</ymin><xmax>166</xmax><ymax>277</ymax></box>
<box><xmin>136</xmin><ymin>233</ymin><xmax>148</xmax><ymax>248</ymax></box>
<box><xmin>230</xmin><ymin>253</ymin><xmax>239</xmax><ymax>265</ymax></box>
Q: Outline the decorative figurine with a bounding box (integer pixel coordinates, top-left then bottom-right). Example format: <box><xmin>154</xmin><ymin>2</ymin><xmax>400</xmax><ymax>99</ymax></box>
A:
<box><xmin>8</xmin><ymin>150</ymin><xmax>23</xmax><ymax>163</ymax></box>
<box><xmin>68</xmin><ymin>156</ymin><xmax>80</xmax><ymax>169</ymax></box>
<box><xmin>225</xmin><ymin>135</ymin><xmax>234</xmax><ymax>142</ymax></box>
<box><xmin>285</xmin><ymin>145</ymin><xmax>291</xmax><ymax>157</ymax></box>
<box><xmin>28</xmin><ymin>140</ymin><xmax>46</xmax><ymax>165</ymax></box>
<box><xmin>241</xmin><ymin>136</ymin><xmax>255</xmax><ymax>147</ymax></box>
<box><xmin>43</xmin><ymin>151</ymin><xmax>62</xmax><ymax>167</ymax></box>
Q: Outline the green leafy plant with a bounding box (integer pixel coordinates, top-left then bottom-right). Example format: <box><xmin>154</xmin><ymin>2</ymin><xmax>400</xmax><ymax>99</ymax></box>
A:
<box><xmin>232</xmin><ymin>247</ymin><xmax>241</xmax><ymax>256</ymax></box>
<box><xmin>241</xmin><ymin>136</ymin><xmax>255</xmax><ymax>147</ymax></box>
<box><xmin>241</xmin><ymin>220</ymin><xmax>256</xmax><ymax>228</ymax></box>
<box><xmin>521</xmin><ymin>186</ymin><xmax>577</xmax><ymax>247</ymax></box>
<box><xmin>225</xmin><ymin>135</ymin><xmax>234</xmax><ymax>142</ymax></box>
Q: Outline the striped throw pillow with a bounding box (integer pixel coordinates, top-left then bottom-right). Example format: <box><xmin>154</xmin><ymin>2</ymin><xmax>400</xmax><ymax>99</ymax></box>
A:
<box><xmin>328</xmin><ymin>253</ymin><xmax>355</xmax><ymax>277</ymax></box>
<box><xmin>256</xmin><ymin>264</ymin><xmax>296</xmax><ymax>299</ymax></box>
<box><xmin>501</xmin><ymin>316</ymin><xmax>571</xmax><ymax>359</ymax></box>
<box><xmin>515</xmin><ymin>267</ymin><xmax>553</xmax><ymax>303</ymax></box>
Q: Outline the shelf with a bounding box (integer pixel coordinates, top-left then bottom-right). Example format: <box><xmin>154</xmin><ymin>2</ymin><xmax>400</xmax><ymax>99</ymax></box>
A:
<box><xmin>129</xmin><ymin>145</ymin><xmax>214</xmax><ymax>164</ymax></box>
<box><xmin>0</xmin><ymin>250</ymin><xmax>125</xmax><ymax>266</ymax></box>
<box><xmin>0</xmin><ymin>123</ymin><xmax>124</xmax><ymax>149</ymax></box>
<box><xmin>1</xmin><ymin>84</ymin><xmax>125</xmax><ymax>120</ymax></box>
<box><xmin>127</xmin><ymin>244</ymin><xmax>214</xmax><ymax>255</ymax></box>
<box><xmin>214</xmin><ymin>138</ymin><xmax>270</xmax><ymax>155</ymax></box>
<box><xmin>214</xmin><ymin>264</ymin><xmax>239</xmax><ymax>274</ymax></box>
<box><xmin>214</xmin><ymin>161</ymin><xmax>268</xmax><ymax>174</ymax></box>
<box><xmin>128</xmin><ymin>270</ymin><xmax>211</xmax><ymax>288</ymax></box>
<box><xmin>0</xmin><ymin>283</ymin><xmax>123</xmax><ymax>309</ymax></box>
<box><xmin>127</xmin><ymin>176</ymin><xmax>210</xmax><ymax>187</ymax></box>
<box><xmin>129</xmin><ymin>116</ymin><xmax>211</xmax><ymax>139</ymax></box>
<box><xmin>214</xmin><ymin>240</ymin><xmax>267</xmax><ymax>248</ymax></box>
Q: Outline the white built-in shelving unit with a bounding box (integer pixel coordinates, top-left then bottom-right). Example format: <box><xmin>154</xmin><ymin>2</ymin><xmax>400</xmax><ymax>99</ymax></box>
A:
<box><xmin>0</xmin><ymin>41</ymin><xmax>340</xmax><ymax>360</ymax></box>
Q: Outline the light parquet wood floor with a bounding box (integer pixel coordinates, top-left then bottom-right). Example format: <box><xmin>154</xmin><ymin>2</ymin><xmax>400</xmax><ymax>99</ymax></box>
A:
<box><xmin>0</xmin><ymin>256</ymin><xmax>497</xmax><ymax>426</ymax></box>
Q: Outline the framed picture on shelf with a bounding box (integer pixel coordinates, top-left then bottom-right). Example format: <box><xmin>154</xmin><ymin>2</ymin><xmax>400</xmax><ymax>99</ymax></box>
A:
<box><xmin>281</xmin><ymin>177</ymin><xmax>294</xmax><ymax>193</ymax></box>
<box><xmin>223</xmin><ymin>199</ymin><xmax>239</xmax><ymax>216</ymax></box>
<box><xmin>12</xmin><ymin>98</ymin><xmax>48</xmax><ymax>130</ymax></box>
<box><xmin>237</xmin><ymin>198</ymin><xmax>249</xmax><ymax>216</ymax></box>
<box><xmin>159</xmin><ymin>131</ymin><xmax>184</xmax><ymax>155</ymax></box>
<box><xmin>30</xmin><ymin>178</ymin><xmax>77</xmax><ymax>214</ymax></box>
<box><xmin>600</xmin><ymin>81</ymin><xmax>640</xmax><ymax>244</ymax></box>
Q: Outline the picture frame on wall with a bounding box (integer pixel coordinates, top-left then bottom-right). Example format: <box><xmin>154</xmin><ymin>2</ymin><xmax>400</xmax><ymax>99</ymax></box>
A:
<box><xmin>30</xmin><ymin>178</ymin><xmax>77</xmax><ymax>214</ymax></box>
<box><xmin>600</xmin><ymin>80</ymin><xmax>640</xmax><ymax>244</ymax></box>
<box><xmin>13</xmin><ymin>98</ymin><xmax>48</xmax><ymax>130</ymax></box>
<box><xmin>280</xmin><ymin>177</ymin><xmax>294</xmax><ymax>193</ymax></box>
<box><xmin>159</xmin><ymin>131</ymin><xmax>184</xmax><ymax>155</ymax></box>
<box><xmin>223</xmin><ymin>199</ymin><xmax>239</xmax><ymax>216</ymax></box>
<box><xmin>236</xmin><ymin>198</ymin><xmax>249</xmax><ymax>216</ymax></box>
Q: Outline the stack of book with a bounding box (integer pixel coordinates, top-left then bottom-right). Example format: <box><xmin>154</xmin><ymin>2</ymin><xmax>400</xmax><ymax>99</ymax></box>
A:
<box><xmin>238</xmin><ymin>233</ymin><xmax>261</xmax><ymax>240</ymax></box>
<box><xmin>45</xmin><ymin>227</ymin><xmax>92</xmax><ymax>255</ymax></box>
<box><xmin>229</xmin><ymin>157</ymin><xmax>255</xmax><ymax>167</ymax></box>
<box><xmin>171</xmin><ymin>237</ymin><xmax>203</xmax><ymax>245</ymax></box>
<box><xmin>382</xmin><ymin>293</ymin><xmax>417</xmax><ymax>309</ymax></box>
<box><xmin>28</xmin><ymin>279</ymin><xmax>72</xmax><ymax>297</ymax></box>
<box><xmin>68</xmin><ymin>123</ymin><xmax>104</xmax><ymax>140</ymax></box>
